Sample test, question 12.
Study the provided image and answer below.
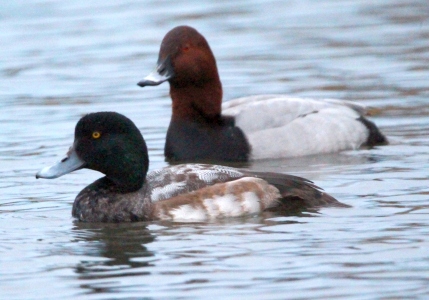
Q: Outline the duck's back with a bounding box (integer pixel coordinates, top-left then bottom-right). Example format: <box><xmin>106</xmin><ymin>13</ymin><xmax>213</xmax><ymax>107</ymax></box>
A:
<box><xmin>149</xmin><ymin>164</ymin><xmax>345</xmax><ymax>221</ymax></box>
<box><xmin>223</xmin><ymin>95</ymin><xmax>386</xmax><ymax>159</ymax></box>
<box><xmin>145</xmin><ymin>164</ymin><xmax>245</xmax><ymax>201</ymax></box>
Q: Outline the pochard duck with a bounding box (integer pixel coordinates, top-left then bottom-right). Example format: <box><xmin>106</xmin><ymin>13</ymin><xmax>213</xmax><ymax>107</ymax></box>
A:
<box><xmin>138</xmin><ymin>25</ymin><xmax>387</xmax><ymax>162</ymax></box>
<box><xmin>36</xmin><ymin>112</ymin><xmax>346</xmax><ymax>223</ymax></box>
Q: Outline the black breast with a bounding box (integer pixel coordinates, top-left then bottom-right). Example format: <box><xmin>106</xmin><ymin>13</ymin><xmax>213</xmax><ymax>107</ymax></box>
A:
<box><xmin>165</xmin><ymin>116</ymin><xmax>251</xmax><ymax>162</ymax></box>
<box><xmin>72</xmin><ymin>177</ymin><xmax>152</xmax><ymax>222</ymax></box>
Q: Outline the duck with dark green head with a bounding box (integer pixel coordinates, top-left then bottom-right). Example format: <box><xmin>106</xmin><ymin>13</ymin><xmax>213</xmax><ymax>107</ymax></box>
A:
<box><xmin>36</xmin><ymin>112</ymin><xmax>347</xmax><ymax>223</ymax></box>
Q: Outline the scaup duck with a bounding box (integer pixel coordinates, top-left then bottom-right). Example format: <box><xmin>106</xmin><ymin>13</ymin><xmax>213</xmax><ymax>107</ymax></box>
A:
<box><xmin>138</xmin><ymin>25</ymin><xmax>387</xmax><ymax>162</ymax></box>
<box><xmin>36</xmin><ymin>112</ymin><xmax>346</xmax><ymax>223</ymax></box>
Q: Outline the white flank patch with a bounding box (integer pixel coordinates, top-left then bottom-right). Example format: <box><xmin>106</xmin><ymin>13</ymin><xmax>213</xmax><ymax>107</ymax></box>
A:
<box><xmin>203</xmin><ymin>198</ymin><xmax>220</xmax><ymax>218</ymax></box>
<box><xmin>170</xmin><ymin>204</ymin><xmax>207</xmax><ymax>221</ymax></box>
<box><xmin>212</xmin><ymin>194</ymin><xmax>242</xmax><ymax>217</ymax></box>
<box><xmin>241</xmin><ymin>192</ymin><xmax>261</xmax><ymax>213</ymax></box>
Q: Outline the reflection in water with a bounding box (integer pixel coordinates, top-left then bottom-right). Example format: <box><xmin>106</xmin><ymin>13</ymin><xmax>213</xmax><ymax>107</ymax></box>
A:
<box><xmin>71</xmin><ymin>222</ymin><xmax>155</xmax><ymax>283</ymax></box>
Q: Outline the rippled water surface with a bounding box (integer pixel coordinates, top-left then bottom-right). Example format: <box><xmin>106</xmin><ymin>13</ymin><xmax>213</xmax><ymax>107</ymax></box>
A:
<box><xmin>2</xmin><ymin>0</ymin><xmax>429</xmax><ymax>299</ymax></box>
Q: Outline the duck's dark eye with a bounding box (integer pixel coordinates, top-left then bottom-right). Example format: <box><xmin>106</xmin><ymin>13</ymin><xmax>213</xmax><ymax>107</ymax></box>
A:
<box><xmin>92</xmin><ymin>131</ymin><xmax>101</xmax><ymax>139</ymax></box>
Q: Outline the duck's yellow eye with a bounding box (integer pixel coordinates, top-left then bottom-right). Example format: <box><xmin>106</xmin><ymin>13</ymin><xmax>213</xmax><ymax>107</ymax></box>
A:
<box><xmin>92</xmin><ymin>131</ymin><xmax>101</xmax><ymax>139</ymax></box>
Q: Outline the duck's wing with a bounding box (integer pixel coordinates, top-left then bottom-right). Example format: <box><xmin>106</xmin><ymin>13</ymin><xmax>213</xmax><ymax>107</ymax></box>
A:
<box><xmin>240</xmin><ymin>170</ymin><xmax>348</xmax><ymax>210</ymax></box>
<box><xmin>223</xmin><ymin>95</ymin><xmax>385</xmax><ymax>159</ymax></box>
<box><xmin>151</xmin><ymin>170</ymin><xmax>346</xmax><ymax>222</ymax></box>
<box><xmin>222</xmin><ymin>95</ymin><xmax>367</xmax><ymax>122</ymax></box>
<box><xmin>145</xmin><ymin>164</ymin><xmax>245</xmax><ymax>202</ymax></box>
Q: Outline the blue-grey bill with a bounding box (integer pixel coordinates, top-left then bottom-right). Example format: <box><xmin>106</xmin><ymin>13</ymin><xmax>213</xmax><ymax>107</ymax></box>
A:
<box><xmin>36</xmin><ymin>145</ymin><xmax>85</xmax><ymax>179</ymax></box>
<box><xmin>137</xmin><ymin>69</ymin><xmax>170</xmax><ymax>87</ymax></box>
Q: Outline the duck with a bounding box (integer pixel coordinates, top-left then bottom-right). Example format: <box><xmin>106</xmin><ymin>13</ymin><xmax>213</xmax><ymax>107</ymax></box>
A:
<box><xmin>36</xmin><ymin>112</ymin><xmax>346</xmax><ymax>223</ymax></box>
<box><xmin>137</xmin><ymin>25</ymin><xmax>387</xmax><ymax>162</ymax></box>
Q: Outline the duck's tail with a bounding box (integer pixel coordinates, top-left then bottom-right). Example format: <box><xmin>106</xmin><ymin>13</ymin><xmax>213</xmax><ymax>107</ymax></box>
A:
<box><xmin>358</xmin><ymin>116</ymin><xmax>388</xmax><ymax>147</ymax></box>
<box><xmin>245</xmin><ymin>171</ymin><xmax>349</xmax><ymax>212</ymax></box>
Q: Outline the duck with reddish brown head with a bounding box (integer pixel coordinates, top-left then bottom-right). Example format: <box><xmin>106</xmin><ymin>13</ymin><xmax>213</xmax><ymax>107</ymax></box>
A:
<box><xmin>138</xmin><ymin>25</ymin><xmax>387</xmax><ymax>163</ymax></box>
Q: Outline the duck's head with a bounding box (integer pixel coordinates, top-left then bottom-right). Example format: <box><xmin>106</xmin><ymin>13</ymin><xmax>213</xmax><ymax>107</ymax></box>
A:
<box><xmin>36</xmin><ymin>112</ymin><xmax>149</xmax><ymax>193</ymax></box>
<box><xmin>138</xmin><ymin>25</ymin><xmax>220</xmax><ymax>89</ymax></box>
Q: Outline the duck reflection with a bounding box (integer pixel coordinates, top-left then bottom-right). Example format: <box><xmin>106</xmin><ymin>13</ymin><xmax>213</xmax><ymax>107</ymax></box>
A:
<box><xmin>71</xmin><ymin>221</ymin><xmax>156</xmax><ymax>280</ymax></box>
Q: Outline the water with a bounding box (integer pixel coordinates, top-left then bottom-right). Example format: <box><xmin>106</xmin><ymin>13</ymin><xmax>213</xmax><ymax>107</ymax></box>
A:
<box><xmin>1</xmin><ymin>0</ymin><xmax>429</xmax><ymax>299</ymax></box>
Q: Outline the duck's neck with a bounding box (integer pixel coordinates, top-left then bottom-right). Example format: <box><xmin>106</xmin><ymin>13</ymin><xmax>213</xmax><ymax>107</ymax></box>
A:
<box><xmin>101</xmin><ymin>150</ymin><xmax>149</xmax><ymax>194</ymax></box>
<box><xmin>170</xmin><ymin>79</ymin><xmax>223</xmax><ymax>123</ymax></box>
<box><xmin>108</xmin><ymin>167</ymin><xmax>146</xmax><ymax>194</ymax></box>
